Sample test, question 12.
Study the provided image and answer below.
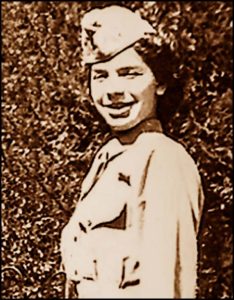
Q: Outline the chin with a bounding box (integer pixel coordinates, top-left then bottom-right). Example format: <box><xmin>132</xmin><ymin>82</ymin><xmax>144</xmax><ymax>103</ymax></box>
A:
<box><xmin>108</xmin><ymin>119</ymin><xmax>139</xmax><ymax>132</ymax></box>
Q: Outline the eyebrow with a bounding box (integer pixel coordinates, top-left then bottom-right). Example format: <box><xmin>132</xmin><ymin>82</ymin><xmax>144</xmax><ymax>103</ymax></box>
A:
<box><xmin>117</xmin><ymin>66</ymin><xmax>143</xmax><ymax>72</ymax></box>
<box><xmin>91</xmin><ymin>66</ymin><xmax>143</xmax><ymax>73</ymax></box>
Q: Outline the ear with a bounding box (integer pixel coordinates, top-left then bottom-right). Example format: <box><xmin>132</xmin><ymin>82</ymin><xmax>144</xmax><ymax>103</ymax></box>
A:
<box><xmin>156</xmin><ymin>85</ymin><xmax>167</xmax><ymax>96</ymax></box>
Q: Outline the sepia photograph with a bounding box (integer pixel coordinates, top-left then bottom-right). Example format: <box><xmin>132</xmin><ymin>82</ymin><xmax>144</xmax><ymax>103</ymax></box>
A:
<box><xmin>1</xmin><ymin>1</ymin><xmax>233</xmax><ymax>298</ymax></box>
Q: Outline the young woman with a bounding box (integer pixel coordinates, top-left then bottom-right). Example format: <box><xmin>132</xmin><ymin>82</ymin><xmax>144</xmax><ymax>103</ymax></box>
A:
<box><xmin>60</xmin><ymin>5</ymin><xmax>204</xmax><ymax>298</ymax></box>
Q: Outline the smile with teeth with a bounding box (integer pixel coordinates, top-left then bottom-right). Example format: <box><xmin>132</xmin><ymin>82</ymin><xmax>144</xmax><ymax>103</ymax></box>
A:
<box><xmin>104</xmin><ymin>102</ymin><xmax>136</xmax><ymax>118</ymax></box>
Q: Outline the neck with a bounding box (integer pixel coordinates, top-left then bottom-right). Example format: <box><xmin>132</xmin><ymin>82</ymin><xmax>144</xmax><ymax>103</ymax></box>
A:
<box><xmin>112</xmin><ymin>118</ymin><xmax>163</xmax><ymax>145</ymax></box>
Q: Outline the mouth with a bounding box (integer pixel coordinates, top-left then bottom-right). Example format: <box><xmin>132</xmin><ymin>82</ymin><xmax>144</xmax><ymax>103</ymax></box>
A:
<box><xmin>104</xmin><ymin>101</ymin><xmax>135</xmax><ymax>109</ymax></box>
<box><xmin>105</xmin><ymin>102</ymin><xmax>136</xmax><ymax>118</ymax></box>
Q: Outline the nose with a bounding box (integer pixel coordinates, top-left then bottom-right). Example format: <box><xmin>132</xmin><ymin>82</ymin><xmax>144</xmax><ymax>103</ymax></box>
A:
<box><xmin>100</xmin><ymin>75</ymin><xmax>126</xmax><ymax>106</ymax></box>
<box><xmin>107</xmin><ymin>92</ymin><xmax>125</xmax><ymax>103</ymax></box>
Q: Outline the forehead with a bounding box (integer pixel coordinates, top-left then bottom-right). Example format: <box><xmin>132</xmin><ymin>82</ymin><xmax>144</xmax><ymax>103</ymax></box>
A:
<box><xmin>91</xmin><ymin>47</ymin><xmax>147</xmax><ymax>71</ymax></box>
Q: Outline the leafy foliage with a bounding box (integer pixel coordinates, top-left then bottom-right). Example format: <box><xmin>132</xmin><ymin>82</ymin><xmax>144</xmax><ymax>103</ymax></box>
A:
<box><xmin>2</xmin><ymin>1</ymin><xmax>232</xmax><ymax>298</ymax></box>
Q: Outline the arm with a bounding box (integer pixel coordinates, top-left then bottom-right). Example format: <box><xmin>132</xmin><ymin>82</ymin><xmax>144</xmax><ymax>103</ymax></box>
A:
<box><xmin>139</xmin><ymin>142</ymin><xmax>204</xmax><ymax>298</ymax></box>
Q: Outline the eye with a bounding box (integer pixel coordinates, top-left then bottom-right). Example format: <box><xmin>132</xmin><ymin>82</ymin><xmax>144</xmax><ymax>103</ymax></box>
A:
<box><xmin>118</xmin><ymin>70</ymin><xmax>143</xmax><ymax>79</ymax></box>
<box><xmin>92</xmin><ymin>72</ymin><xmax>108</xmax><ymax>80</ymax></box>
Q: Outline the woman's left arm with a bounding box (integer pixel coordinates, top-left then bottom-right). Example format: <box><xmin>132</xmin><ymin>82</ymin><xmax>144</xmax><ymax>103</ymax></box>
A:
<box><xmin>138</xmin><ymin>141</ymin><xmax>204</xmax><ymax>298</ymax></box>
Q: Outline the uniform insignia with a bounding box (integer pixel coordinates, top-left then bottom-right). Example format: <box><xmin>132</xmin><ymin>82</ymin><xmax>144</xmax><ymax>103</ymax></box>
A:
<box><xmin>118</xmin><ymin>172</ymin><xmax>131</xmax><ymax>186</ymax></box>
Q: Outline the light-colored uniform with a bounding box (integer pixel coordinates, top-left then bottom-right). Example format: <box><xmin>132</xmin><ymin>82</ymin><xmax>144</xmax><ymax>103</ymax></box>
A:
<box><xmin>60</xmin><ymin>120</ymin><xmax>204</xmax><ymax>298</ymax></box>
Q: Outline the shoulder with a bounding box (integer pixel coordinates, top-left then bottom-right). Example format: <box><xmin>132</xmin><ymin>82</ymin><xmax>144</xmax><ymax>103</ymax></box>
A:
<box><xmin>138</xmin><ymin>132</ymin><xmax>190</xmax><ymax>158</ymax></box>
<box><xmin>138</xmin><ymin>132</ymin><xmax>199</xmax><ymax>175</ymax></box>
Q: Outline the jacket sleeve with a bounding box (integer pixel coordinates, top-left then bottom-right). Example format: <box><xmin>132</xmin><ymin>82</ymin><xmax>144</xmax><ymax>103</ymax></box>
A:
<box><xmin>138</xmin><ymin>142</ymin><xmax>204</xmax><ymax>298</ymax></box>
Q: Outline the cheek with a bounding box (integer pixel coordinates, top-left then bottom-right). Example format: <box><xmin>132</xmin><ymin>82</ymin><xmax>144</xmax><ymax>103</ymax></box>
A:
<box><xmin>90</xmin><ymin>81</ymin><xmax>103</xmax><ymax>104</ymax></box>
<box><xmin>142</xmin><ymin>81</ymin><xmax>156</xmax><ymax>100</ymax></box>
<box><xmin>129</xmin><ymin>77</ymin><xmax>156</xmax><ymax>101</ymax></box>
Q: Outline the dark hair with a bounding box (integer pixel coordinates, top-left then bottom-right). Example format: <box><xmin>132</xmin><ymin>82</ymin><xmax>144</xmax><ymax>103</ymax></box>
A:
<box><xmin>134</xmin><ymin>37</ymin><xmax>185</xmax><ymax>127</ymax></box>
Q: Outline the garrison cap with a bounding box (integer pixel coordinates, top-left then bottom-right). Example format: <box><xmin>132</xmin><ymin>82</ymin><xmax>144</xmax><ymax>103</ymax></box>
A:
<box><xmin>81</xmin><ymin>5</ymin><xmax>155</xmax><ymax>64</ymax></box>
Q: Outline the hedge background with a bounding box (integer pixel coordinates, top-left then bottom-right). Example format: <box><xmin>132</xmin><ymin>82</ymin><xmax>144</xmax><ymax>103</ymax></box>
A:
<box><xmin>2</xmin><ymin>1</ymin><xmax>233</xmax><ymax>298</ymax></box>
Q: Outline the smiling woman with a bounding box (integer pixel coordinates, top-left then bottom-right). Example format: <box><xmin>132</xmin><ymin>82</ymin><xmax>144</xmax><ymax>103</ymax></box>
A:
<box><xmin>60</xmin><ymin>5</ymin><xmax>204</xmax><ymax>298</ymax></box>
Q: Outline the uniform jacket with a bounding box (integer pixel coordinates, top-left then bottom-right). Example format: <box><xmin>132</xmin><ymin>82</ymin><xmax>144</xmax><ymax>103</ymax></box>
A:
<box><xmin>60</xmin><ymin>119</ymin><xmax>204</xmax><ymax>298</ymax></box>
